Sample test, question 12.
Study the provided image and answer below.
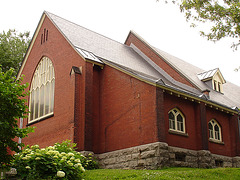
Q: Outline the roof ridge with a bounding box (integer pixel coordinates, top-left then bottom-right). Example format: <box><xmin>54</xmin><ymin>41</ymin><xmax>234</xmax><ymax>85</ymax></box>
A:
<box><xmin>129</xmin><ymin>31</ymin><xmax>203</xmax><ymax>91</ymax></box>
<box><xmin>45</xmin><ymin>11</ymin><xmax>125</xmax><ymax>46</ymax></box>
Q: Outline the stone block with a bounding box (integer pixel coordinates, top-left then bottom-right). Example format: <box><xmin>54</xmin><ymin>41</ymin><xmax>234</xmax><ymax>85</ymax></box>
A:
<box><xmin>137</xmin><ymin>159</ymin><xmax>146</xmax><ymax>167</ymax></box>
<box><xmin>151</xmin><ymin>157</ymin><xmax>159</xmax><ymax>166</ymax></box>
<box><xmin>140</xmin><ymin>150</ymin><xmax>156</xmax><ymax>159</ymax></box>
<box><xmin>223</xmin><ymin>162</ymin><xmax>233</xmax><ymax>168</ymax></box>
<box><xmin>158</xmin><ymin>142</ymin><xmax>169</xmax><ymax>150</ymax></box>
<box><xmin>188</xmin><ymin>162</ymin><xmax>198</xmax><ymax>168</ymax></box>
<box><xmin>186</xmin><ymin>150</ymin><xmax>198</xmax><ymax>157</ymax></box>
<box><xmin>122</xmin><ymin>149</ymin><xmax>130</xmax><ymax>155</ymax></box>
<box><xmin>126</xmin><ymin>154</ymin><xmax>132</xmax><ymax>161</ymax></box>
<box><xmin>138</xmin><ymin>144</ymin><xmax>151</xmax><ymax>152</ymax></box>
<box><xmin>233</xmin><ymin>157</ymin><xmax>240</xmax><ymax>167</ymax></box>
<box><xmin>198</xmin><ymin>150</ymin><xmax>211</xmax><ymax>157</ymax></box>
<box><xmin>169</xmin><ymin>153</ymin><xmax>175</xmax><ymax>159</ymax></box>
<box><xmin>186</xmin><ymin>156</ymin><xmax>198</xmax><ymax>163</ymax></box>
<box><xmin>145</xmin><ymin>158</ymin><xmax>154</xmax><ymax>166</ymax></box>
<box><xmin>97</xmin><ymin>153</ymin><xmax>108</xmax><ymax>160</ymax></box>
<box><xmin>108</xmin><ymin>157</ymin><xmax>116</xmax><ymax>165</ymax></box>
<box><xmin>132</xmin><ymin>153</ymin><xmax>140</xmax><ymax>160</ymax></box>
<box><xmin>131</xmin><ymin>147</ymin><xmax>139</xmax><ymax>154</ymax></box>
<box><xmin>116</xmin><ymin>155</ymin><xmax>126</xmax><ymax>163</ymax></box>
<box><xmin>129</xmin><ymin>160</ymin><xmax>138</xmax><ymax>168</ymax></box>
<box><xmin>159</xmin><ymin>149</ymin><xmax>169</xmax><ymax>158</ymax></box>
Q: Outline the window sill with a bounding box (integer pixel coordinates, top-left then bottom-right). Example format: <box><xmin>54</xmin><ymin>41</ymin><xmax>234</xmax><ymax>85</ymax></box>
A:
<box><xmin>27</xmin><ymin>113</ymin><xmax>54</xmax><ymax>126</ymax></box>
<box><xmin>168</xmin><ymin>129</ymin><xmax>189</xmax><ymax>137</ymax></box>
<box><xmin>209</xmin><ymin>138</ymin><xmax>224</xmax><ymax>145</ymax></box>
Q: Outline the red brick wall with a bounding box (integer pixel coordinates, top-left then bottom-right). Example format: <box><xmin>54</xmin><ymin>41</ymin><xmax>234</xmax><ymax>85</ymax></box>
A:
<box><xmin>164</xmin><ymin>93</ymin><xmax>200</xmax><ymax>150</ymax></box>
<box><xmin>20</xmin><ymin>15</ymin><xmax>86</xmax><ymax>148</ymax></box>
<box><xmin>164</xmin><ymin>92</ymin><xmax>238</xmax><ymax>157</ymax></box>
<box><xmin>206</xmin><ymin>107</ymin><xmax>236</xmax><ymax>156</ymax></box>
<box><xmin>94</xmin><ymin>65</ymin><xmax>158</xmax><ymax>153</ymax></box>
<box><xmin>125</xmin><ymin>32</ymin><xmax>195</xmax><ymax>88</ymax></box>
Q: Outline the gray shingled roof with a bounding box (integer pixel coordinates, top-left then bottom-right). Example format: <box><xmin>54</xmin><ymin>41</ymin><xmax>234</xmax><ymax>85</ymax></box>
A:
<box><xmin>46</xmin><ymin>11</ymin><xmax>240</xmax><ymax>110</ymax></box>
<box><xmin>46</xmin><ymin>12</ymin><xmax>161</xmax><ymax>81</ymax></box>
<box><xmin>153</xmin><ymin>47</ymin><xmax>240</xmax><ymax>109</ymax></box>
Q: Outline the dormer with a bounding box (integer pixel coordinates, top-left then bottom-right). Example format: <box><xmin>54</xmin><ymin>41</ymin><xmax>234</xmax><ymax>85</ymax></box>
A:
<box><xmin>198</xmin><ymin>68</ymin><xmax>226</xmax><ymax>93</ymax></box>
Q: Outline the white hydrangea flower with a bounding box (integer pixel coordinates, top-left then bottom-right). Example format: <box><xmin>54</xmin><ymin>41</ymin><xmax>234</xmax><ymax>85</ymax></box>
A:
<box><xmin>79</xmin><ymin>164</ymin><xmax>85</xmax><ymax>172</ymax></box>
<box><xmin>68</xmin><ymin>152</ymin><xmax>74</xmax><ymax>156</ymax></box>
<box><xmin>48</xmin><ymin>146</ymin><xmax>54</xmax><ymax>150</ymax></box>
<box><xmin>25</xmin><ymin>166</ymin><xmax>31</xmax><ymax>169</ymax></box>
<box><xmin>68</xmin><ymin>163</ymin><xmax>73</xmax><ymax>166</ymax></box>
<box><xmin>31</xmin><ymin>145</ymin><xmax>39</xmax><ymax>149</ymax></box>
<box><xmin>35</xmin><ymin>157</ymin><xmax>41</xmax><ymax>160</ymax></box>
<box><xmin>57</xmin><ymin>170</ymin><xmax>65</xmax><ymax>178</ymax></box>
<box><xmin>61</xmin><ymin>156</ymin><xmax>67</xmax><ymax>161</ymax></box>
<box><xmin>75</xmin><ymin>159</ymin><xmax>81</xmax><ymax>163</ymax></box>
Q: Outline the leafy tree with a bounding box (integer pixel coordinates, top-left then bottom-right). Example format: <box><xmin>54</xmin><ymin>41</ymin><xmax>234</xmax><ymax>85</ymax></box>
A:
<box><xmin>0</xmin><ymin>67</ymin><xmax>34</xmax><ymax>167</ymax></box>
<box><xmin>159</xmin><ymin>0</ymin><xmax>240</xmax><ymax>49</ymax></box>
<box><xmin>0</xmin><ymin>29</ymin><xmax>30</xmax><ymax>75</ymax></box>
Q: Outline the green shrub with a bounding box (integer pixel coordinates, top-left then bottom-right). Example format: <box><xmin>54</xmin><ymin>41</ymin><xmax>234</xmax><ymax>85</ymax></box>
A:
<box><xmin>11</xmin><ymin>140</ymin><xmax>97</xmax><ymax>180</ymax></box>
<box><xmin>53</xmin><ymin>140</ymin><xmax>98</xmax><ymax>170</ymax></box>
<box><xmin>80</xmin><ymin>153</ymin><xmax>98</xmax><ymax>170</ymax></box>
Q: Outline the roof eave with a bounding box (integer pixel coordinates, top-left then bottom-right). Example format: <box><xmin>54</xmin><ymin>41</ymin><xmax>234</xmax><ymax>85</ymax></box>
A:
<box><xmin>16</xmin><ymin>12</ymin><xmax>46</xmax><ymax>80</ymax></box>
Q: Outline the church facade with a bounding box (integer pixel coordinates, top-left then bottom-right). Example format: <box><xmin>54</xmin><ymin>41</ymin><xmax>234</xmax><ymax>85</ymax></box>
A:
<box><xmin>17</xmin><ymin>11</ymin><xmax>240</xmax><ymax>168</ymax></box>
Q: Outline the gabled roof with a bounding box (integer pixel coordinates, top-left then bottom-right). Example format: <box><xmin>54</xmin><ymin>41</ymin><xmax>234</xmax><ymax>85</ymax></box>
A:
<box><xmin>18</xmin><ymin>11</ymin><xmax>240</xmax><ymax>113</ymax></box>
<box><xmin>45</xmin><ymin>12</ymin><xmax>161</xmax><ymax>81</ymax></box>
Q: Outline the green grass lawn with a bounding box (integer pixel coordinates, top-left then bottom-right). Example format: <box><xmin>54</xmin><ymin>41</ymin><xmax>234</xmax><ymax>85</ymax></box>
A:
<box><xmin>83</xmin><ymin>168</ymin><xmax>240</xmax><ymax>180</ymax></box>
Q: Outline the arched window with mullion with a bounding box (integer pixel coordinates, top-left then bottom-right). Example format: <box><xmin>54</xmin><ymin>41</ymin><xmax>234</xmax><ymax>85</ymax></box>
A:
<box><xmin>208</xmin><ymin>119</ymin><xmax>222</xmax><ymax>142</ymax></box>
<box><xmin>168</xmin><ymin>108</ymin><xmax>186</xmax><ymax>133</ymax></box>
<box><xmin>29</xmin><ymin>57</ymin><xmax>55</xmax><ymax>122</ymax></box>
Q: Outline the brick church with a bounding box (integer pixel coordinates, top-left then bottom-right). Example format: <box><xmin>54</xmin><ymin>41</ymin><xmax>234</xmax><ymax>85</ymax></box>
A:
<box><xmin>17</xmin><ymin>11</ymin><xmax>240</xmax><ymax>168</ymax></box>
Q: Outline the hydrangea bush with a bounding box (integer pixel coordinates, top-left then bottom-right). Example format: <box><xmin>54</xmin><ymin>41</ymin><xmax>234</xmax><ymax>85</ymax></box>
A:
<box><xmin>11</xmin><ymin>140</ymin><xmax>98</xmax><ymax>180</ymax></box>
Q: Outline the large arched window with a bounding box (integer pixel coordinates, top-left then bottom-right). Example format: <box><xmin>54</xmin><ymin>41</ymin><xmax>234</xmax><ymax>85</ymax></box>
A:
<box><xmin>168</xmin><ymin>108</ymin><xmax>185</xmax><ymax>133</ymax></box>
<box><xmin>29</xmin><ymin>57</ymin><xmax>55</xmax><ymax>122</ymax></box>
<box><xmin>208</xmin><ymin>119</ymin><xmax>222</xmax><ymax>142</ymax></box>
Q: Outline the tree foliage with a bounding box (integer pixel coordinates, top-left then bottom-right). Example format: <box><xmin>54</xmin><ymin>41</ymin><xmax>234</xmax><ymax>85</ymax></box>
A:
<box><xmin>0</xmin><ymin>67</ymin><xmax>34</xmax><ymax>167</ymax></box>
<box><xmin>0</xmin><ymin>29</ymin><xmax>30</xmax><ymax>75</ymax></box>
<box><xmin>159</xmin><ymin>0</ymin><xmax>240</xmax><ymax>49</ymax></box>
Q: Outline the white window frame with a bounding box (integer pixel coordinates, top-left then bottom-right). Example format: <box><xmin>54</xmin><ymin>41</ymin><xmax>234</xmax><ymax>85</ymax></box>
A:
<box><xmin>208</xmin><ymin>119</ymin><xmax>222</xmax><ymax>142</ymax></box>
<box><xmin>212</xmin><ymin>79</ymin><xmax>222</xmax><ymax>92</ymax></box>
<box><xmin>168</xmin><ymin>108</ymin><xmax>186</xmax><ymax>133</ymax></box>
<box><xmin>29</xmin><ymin>56</ymin><xmax>55</xmax><ymax>123</ymax></box>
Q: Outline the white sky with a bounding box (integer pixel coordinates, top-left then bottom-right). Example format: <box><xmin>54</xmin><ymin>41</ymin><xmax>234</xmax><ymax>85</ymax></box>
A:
<box><xmin>1</xmin><ymin>0</ymin><xmax>240</xmax><ymax>85</ymax></box>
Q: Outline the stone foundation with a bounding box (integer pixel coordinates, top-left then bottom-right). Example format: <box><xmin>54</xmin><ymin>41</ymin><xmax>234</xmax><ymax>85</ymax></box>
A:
<box><xmin>95</xmin><ymin>142</ymin><xmax>240</xmax><ymax>169</ymax></box>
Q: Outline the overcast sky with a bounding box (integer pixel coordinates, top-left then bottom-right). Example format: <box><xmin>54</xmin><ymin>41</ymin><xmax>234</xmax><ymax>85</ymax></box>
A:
<box><xmin>1</xmin><ymin>0</ymin><xmax>240</xmax><ymax>85</ymax></box>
